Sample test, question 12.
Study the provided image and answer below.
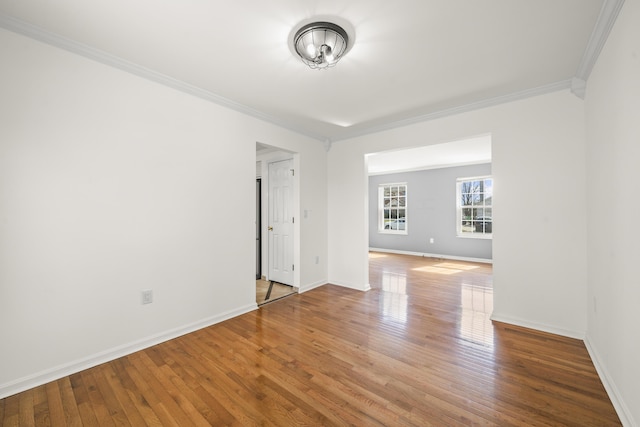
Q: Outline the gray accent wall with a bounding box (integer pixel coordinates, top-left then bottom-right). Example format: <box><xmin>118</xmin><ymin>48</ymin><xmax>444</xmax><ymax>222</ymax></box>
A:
<box><xmin>369</xmin><ymin>163</ymin><xmax>492</xmax><ymax>260</ymax></box>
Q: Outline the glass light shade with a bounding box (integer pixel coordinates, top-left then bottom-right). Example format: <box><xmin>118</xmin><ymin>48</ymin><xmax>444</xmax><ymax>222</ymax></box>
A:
<box><xmin>293</xmin><ymin>22</ymin><xmax>349</xmax><ymax>69</ymax></box>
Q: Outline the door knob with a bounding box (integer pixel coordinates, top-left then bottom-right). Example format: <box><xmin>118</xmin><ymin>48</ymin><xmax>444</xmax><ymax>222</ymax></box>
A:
<box><xmin>268</xmin><ymin>226</ymin><xmax>273</xmax><ymax>231</ymax></box>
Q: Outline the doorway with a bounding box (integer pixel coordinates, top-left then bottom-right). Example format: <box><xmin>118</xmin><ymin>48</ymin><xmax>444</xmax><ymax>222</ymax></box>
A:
<box><xmin>365</xmin><ymin>136</ymin><xmax>493</xmax><ymax>315</ymax></box>
<box><xmin>255</xmin><ymin>144</ymin><xmax>299</xmax><ymax>305</ymax></box>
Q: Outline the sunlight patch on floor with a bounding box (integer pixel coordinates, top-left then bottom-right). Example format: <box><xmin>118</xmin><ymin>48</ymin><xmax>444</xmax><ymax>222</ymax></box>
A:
<box><xmin>435</xmin><ymin>262</ymin><xmax>479</xmax><ymax>271</ymax></box>
<box><xmin>413</xmin><ymin>262</ymin><xmax>480</xmax><ymax>275</ymax></box>
<box><xmin>368</xmin><ymin>252</ymin><xmax>388</xmax><ymax>259</ymax></box>
<box><xmin>413</xmin><ymin>265</ymin><xmax>461</xmax><ymax>275</ymax></box>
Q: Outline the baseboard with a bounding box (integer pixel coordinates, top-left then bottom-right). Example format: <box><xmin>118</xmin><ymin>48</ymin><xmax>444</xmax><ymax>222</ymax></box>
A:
<box><xmin>325</xmin><ymin>280</ymin><xmax>371</xmax><ymax>292</ymax></box>
<box><xmin>298</xmin><ymin>280</ymin><xmax>327</xmax><ymax>294</ymax></box>
<box><xmin>584</xmin><ymin>335</ymin><xmax>635</xmax><ymax>426</ymax></box>
<box><xmin>490</xmin><ymin>313</ymin><xmax>585</xmax><ymax>340</ymax></box>
<box><xmin>369</xmin><ymin>247</ymin><xmax>493</xmax><ymax>264</ymax></box>
<box><xmin>0</xmin><ymin>302</ymin><xmax>258</xmax><ymax>400</ymax></box>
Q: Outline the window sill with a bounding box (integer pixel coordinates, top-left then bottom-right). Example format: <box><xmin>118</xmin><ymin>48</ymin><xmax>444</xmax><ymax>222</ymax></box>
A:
<box><xmin>379</xmin><ymin>230</ymin><xmax>408</xmax><ymax>236</ymax></box>
<box><xmin>457</xmin><ymin>233</ymin><xmax>492</xmax><ymax>240</ymax></box>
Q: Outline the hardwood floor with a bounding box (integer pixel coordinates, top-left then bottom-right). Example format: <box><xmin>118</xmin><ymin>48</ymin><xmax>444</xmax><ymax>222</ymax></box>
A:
<box><xmin>256</xmin><ymin>278</ymin><xmax>296</xmax><ymax>305</ymax></box>
<box><xmin>1</xmin><ymin>253</ymin><xmax>620</xmax><ymax>426</ymax></box>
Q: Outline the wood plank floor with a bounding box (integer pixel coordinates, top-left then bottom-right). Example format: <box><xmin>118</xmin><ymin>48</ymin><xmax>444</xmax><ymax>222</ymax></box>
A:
<box><xmin>256</xmin><ymin>278</ymin><xmax>296</xmax><ymax>306</ymax></box>
<box><xmin>1</xmin><ymin>253</ymin><xmax>620</xmax><ymax>426</ymax></box>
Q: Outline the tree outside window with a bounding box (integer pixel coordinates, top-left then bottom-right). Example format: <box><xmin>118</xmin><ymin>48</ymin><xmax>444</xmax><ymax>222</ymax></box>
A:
<box><xmin>457</xmin><ymin>177</ymin><xmax>492</xmax><ymax>238</ymax></box>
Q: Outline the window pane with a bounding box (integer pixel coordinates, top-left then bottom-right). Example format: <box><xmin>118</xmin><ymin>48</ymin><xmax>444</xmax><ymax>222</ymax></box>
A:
<box><xmin>485</xmin><ymin>181</ymin><xmax>493</xmax><ymax>205</ymax></box>
<box><xmin>380</xmin><ymin>184</ymin><xmax>407</xmax><ymax>233</ymax></box>
<box><xmin>458</xmin><ymin>177</ymin><xmax>492</xmax><ymax>237</ymax></box>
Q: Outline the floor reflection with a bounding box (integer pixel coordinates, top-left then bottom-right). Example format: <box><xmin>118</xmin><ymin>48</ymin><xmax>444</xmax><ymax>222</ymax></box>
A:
<box><xmin>413</xmin><ymin>262</ymin><xmax>480</xmax><ymax>275</ymax></box>
<box><xmin>460</xmin><ymin>283</ymin><xmax>494</xmax><ymax>347</ymax></box>
<box><xmin>371</xmin><ymin>255</ymin><xmax>494</xmax><ymax>344</ymax></box>
<box><xmin>380</xmin><ymin>271</ymin><xmax>408</xmax><ymax>323</ymax></box>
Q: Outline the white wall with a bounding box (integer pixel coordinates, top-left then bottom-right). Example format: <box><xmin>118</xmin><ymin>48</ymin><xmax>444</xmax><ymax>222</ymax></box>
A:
<box><xmin>329</xmin><ymin>90</ymin><xmax>588</xmax><ymax>337</ymax></box>
<box><xmin>584</xmin><ymin>0</ymin><xmax>640</xmax><ymax>424</ymax></box>
<box><xmin>0</xmin><ymin>28</ymin><xmax>327</xmax><ymax>397</ymax></box>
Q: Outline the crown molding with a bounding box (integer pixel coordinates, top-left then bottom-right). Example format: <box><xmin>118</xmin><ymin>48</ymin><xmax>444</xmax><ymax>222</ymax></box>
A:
<box><xmin>575</xmin><ymin>0</ymin><xmax>625</xmax><ymax>80</ymax></box>
<box><xmin>1</xmin><ymin>2</ymin><xmax>625</xmax><ymax>145</ymax></box>
<box><xmin>570</xmin><ymin>77</ymin><xmax>588</xmax><ymax>99</ymax></box>
<box><xmin>332</xmin><ymin>80</ymin><xmax>572</xmax><ymax>142</ymax></box>
<box><xmin>334</xmin><ymin>0</ymin><xmax>626</xmax><ymax>142</ymax></box>
<box><xmin>0</xmin><ymin>14</ymin><xmax>327</xmax><ymax>142</ymax></box>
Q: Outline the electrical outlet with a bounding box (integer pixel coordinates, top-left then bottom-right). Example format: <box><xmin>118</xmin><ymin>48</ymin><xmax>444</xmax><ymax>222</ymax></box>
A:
<box><xmin>429</xmin><ymin>237</ymin><xmax>435</xmax><ymax>244</ymax></box>
<box><xmin>142</xmin><ymin>289</ymin><xmax>153</xmax><ymax>305</ymax></box>
<box><xmin>315</xmin><ymin>256</ymin><xmax>319</xmax><ymax>264</ymax></box>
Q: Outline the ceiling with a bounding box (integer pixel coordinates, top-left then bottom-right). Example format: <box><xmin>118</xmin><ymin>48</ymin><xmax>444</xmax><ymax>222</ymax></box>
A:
<box><xmin>367</xmin><ymin>135</ymin><xmax>492</xmax><ymax>175</ymax></box>
<box><xmin>0</xmin><ymin>1</ymin><xmax>620</xmax><ymax>142</ymax></box>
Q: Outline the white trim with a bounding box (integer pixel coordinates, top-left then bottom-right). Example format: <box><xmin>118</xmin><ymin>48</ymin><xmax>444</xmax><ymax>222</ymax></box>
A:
<box><xmin>583</xmin><ymin>335</ymin><xmax>634</xmax><ymax>426</ymax></box>
<box><xmin>456</xmin><ymin>175</ymin><xmax>493</xmax><ymax>238</ymax></box>
<box><xmin>457</xmin><ymin>234</ymin><xmax>493</xmax><ymax>240</ymax></box>
<box><xmin>570</xmin><ymin>77</ymin><xmax>587</xmax><ymax>99</ymax></box>
<box><xmin>0</xmin><ymin>303</ymin><xmax>257</xmax><ymax>400</ymax></box>
<box><xmin>298</xmin><ymin>280</ymin><xmax>327</xmax><ymax>293</ymax></box>
<box><xmin>0</xmin><ymin>1</ymin><xmax>625</xmax><ymax>144</ymax></box>
<box><xmin>0</xmin><ymin>14</ymin><xmax>326</xmax><ymax>142</ymax></box>
<box><xmin>332</xmin><ymin>80</ymin><xmax>572</xmax><ymax>142</ymax></box>
<box><xmin>575</xmin><ymin>0</ymin><xmax>626</xmax><ymax>80</ymax></box>
<box><xmin>490</xmin><ymin>312</ymin><xmax>584</xmax><ymax>340</ymax></box>
<box><xmin>377</xmin><ymin>183</ymin><xmax>408</xmax><ymax>235</ymax></box>
<box><xmin>328</xmin><ymin>280</ymin><xmax>371</xmax><ymax>292</ymax></box>
<box><xmin>369</xmin><ymin>248</ymin><xmax>493</xmax><ymax>265</ymax></box>
<box><xmin>2</xmin><ymin>8</ymin><xmax>623</xmax><ymax>144</ymax></box>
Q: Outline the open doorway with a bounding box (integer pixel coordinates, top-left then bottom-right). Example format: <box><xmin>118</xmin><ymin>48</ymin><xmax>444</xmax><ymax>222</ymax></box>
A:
<box><xmin>366</xmin><ymin>135</ymin><xmax>492</xmax><ymax>262</ymax></box>
<box><xmin>256</xmin><ymin>143</ymin><xmax>299</xmax><ymax>305</ymax></box>
<box><xmin>365</xmin><ymin>135</ymin><xmax>493</xmax><ymax>320</ymax></box>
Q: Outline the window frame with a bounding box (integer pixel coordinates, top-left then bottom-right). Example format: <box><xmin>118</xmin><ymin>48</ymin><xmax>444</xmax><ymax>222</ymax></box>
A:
<box><xmin>456</xmin><ymin>175</ymin><xmax>493</xmax><ymax>239</ymax></box>
<box><xmin>378</xmin><ymin>183</ymin><xmax>408</xmax><ymax>235</ymax></box>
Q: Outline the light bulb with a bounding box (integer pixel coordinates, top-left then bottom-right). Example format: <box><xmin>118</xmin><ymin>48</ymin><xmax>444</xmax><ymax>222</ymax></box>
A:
<box><xmin>306</xmin><ymin>44</ymin><xmax>316</xmax><ymax>58</ymax></box>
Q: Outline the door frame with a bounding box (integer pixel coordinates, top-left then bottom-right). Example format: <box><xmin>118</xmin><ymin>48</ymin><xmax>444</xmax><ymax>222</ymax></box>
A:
<box><xmin>256</xmin><ymin>178</ymin><xmax>262</xmax><ymax>280</ymax></box>
<box><xmin>256</xmin><ymin>147</ymin><xmax>300</xmax><ymax>288</ymax></box>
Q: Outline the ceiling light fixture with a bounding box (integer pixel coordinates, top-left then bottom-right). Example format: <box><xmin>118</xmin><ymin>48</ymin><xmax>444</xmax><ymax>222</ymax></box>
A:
<box><xmin>293</xmin><ymin>22</ymin><xmax>349</xmax><ymax>69</ymax></box>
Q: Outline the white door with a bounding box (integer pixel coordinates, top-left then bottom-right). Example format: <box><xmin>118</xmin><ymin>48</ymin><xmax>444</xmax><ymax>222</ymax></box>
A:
<box><xmin>268</xmin><ymin>159</ymin><xmax>294</xmax><ymax>286</ymax></box>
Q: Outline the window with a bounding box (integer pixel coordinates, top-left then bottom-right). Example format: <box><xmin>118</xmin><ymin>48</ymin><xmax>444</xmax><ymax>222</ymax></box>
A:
<box><xmin>457</xmin><ymin>176</ymin><xmax>492</xmax><ymax>238</ymax></box>
<box><xmin>379</xmin><ymin>183</ymin><xmax>407</xmax><ymax>234</ymax></box>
